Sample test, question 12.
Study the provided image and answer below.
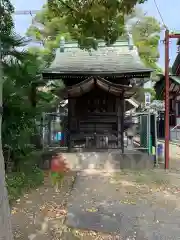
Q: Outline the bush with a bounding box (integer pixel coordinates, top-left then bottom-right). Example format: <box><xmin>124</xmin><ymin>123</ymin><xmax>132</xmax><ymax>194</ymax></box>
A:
<box><xmin>6</xmin><ymin>151</ymin><xmax>44</xmax><ymax>203</ymax></box>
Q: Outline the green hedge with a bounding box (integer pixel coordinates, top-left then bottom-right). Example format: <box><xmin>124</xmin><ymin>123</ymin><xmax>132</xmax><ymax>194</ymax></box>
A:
<box><xmin>6</xmin><ymin>151</ymin><xmax>44</xmax><ymax>203</ymax></box>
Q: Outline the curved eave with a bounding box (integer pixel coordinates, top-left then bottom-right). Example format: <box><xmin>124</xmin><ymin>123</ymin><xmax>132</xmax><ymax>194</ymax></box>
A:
<box><xmin>56</xmin><ymin>76</ymin><xmax>139</xmax><ymax>99</ymax></box>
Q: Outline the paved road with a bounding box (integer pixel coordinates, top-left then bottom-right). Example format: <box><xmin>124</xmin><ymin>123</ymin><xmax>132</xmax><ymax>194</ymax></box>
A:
<box><xmin>66</xmin><ymin>151</ymin><xmax>180</xmax><ymax>239</ymax></box>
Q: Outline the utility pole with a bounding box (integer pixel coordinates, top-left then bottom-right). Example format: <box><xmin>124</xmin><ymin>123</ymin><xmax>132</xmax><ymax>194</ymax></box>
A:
<box><xmin>164</xmin><ymin>30</ymin><xmax>180</xmax><ymax>169</ymax></box>
<box><xmin>164</xmin><ymin>29</ymin><xmax>169</xmax><ymax>169</ymax></box>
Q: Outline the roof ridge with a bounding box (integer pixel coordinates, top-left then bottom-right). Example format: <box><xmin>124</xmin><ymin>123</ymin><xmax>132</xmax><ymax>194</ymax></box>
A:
<box><xmin>59</xmin><ymin>40</ymin><xmax>130</xmax><ymax>49</ymax></box>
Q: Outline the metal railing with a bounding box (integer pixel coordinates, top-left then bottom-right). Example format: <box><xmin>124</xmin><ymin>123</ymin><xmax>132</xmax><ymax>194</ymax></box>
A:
<box><xmin>42</xmin><ymin>112</ymin><xmax>68</xmax><ymax>150</ymax></box>
<box><xmin>127</xmin><ymin>111</ymin><xmax>157</xmax><ymax>158</ymax></box>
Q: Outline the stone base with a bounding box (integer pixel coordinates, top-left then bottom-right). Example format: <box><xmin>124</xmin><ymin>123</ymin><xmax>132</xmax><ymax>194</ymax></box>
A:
<box><xmin>111</xmin><ymin>150</ymin><xmax>154</xmax><ymax>170</ymax></box>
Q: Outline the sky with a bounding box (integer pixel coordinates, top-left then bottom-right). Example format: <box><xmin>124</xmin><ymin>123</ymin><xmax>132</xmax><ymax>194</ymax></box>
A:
<box><xmin>12</xmin><ymin>0</ymin><xmax>180</xmax><ymax>68</ymax></box>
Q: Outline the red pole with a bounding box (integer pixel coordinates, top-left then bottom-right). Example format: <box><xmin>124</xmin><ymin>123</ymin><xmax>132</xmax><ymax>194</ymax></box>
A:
<box><xmin>164</xmin><ymin>29</ymin><xmax>170</xmax><ymax>169</ymax></box>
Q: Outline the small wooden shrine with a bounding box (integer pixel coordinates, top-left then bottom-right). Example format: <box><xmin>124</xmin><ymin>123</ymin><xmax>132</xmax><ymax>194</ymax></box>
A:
<box><xmin>42</xmin><ymin>37</ymin><xmax>152</xmax><ymax>151</ymax></box>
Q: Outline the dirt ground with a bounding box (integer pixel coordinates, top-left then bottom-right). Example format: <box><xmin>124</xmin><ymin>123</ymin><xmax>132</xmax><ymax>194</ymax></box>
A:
<box><xmin>11</xmin><ymin>146</ymin><xmax>180</xmax><ymax>239</ymax></box>
<box><xmin>11</xmin><ymin>170</ymin><xmax>118</xmax><ymax>240</ymax></box>
<box><xmin>11</xmin><ymin>170</ymin><xmax>76</xmax><ymax>240</ymax></box>
<box><xmin>112</xmin><ymin>169</ymin><xmax>180</xmax><ymax>209</ymax></box>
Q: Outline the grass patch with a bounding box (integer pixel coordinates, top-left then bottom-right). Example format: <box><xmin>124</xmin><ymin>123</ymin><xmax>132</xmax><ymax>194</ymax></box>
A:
<box><xmin>6</xmin><ymin>151</ymin><xmax>44</xmax><ymax>203</ymax></box>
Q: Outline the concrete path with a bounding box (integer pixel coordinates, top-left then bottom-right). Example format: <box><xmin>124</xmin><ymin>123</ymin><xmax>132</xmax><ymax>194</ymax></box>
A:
<box><xmin>66</xmin><ymin>151</ymin><xmax>180</xmax><ymax>239</ymax></box>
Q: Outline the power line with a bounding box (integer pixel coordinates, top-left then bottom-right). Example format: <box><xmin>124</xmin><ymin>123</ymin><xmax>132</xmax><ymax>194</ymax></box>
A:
<box><xmin>13</xmin><ymin>10</ymin><xmax>40</xmax><ymax>15</ymax></box>
<box><xmin>153</xmin><ymin>0</ymin><xmax>167</xmax><ymax>29</ymax></box>
<box><xmin>12</xmin><ymin>10</ymin><xmax>43</xmax><ymax>44</ymax></box>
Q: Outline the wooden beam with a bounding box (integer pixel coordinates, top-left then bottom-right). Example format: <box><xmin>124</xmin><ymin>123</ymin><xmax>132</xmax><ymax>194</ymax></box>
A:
<box><xmin>67</xmin><ymin>97</ymin><xmax>72</xmax><ymax>151</ymax></box>
<box><xmin>121</xmin><ymin>91</ymin><xmax>125</xmax><ymax>153</ymax></box>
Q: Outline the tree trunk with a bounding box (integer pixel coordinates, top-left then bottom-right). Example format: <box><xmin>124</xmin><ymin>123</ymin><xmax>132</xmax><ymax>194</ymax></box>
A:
<box><xmin>0</xmin><ymin>51</ymin><xmax>14</xmax><ymax>239</ymax></box>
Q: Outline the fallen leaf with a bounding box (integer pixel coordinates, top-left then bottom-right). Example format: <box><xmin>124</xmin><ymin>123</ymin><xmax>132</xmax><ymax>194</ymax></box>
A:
<box><xmin>11</xmin><ymin>208</ymin><xmax>18</xmax><ymax>215</ymax></box>
<box><xmin>28</xmin><ymin>233</ymin><xmax>36</xmax><ymax>240</ymax></box>
<box><xmin>86</xmin><ymin>207</ymin><xmax>98</xmax><ymax>213</ymax></box>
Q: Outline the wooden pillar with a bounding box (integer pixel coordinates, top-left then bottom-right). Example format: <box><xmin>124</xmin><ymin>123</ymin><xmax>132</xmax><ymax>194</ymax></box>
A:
<box><xmin>117</xmin><ymin>98</ymin><xmax>121</xmax><ymax>149</ymax></box>
<box><xmin>67</xmin><ymin>97</ymin><xmax>72</xmax><ymax>151</ymax></box>
<box><xmin>116</xmin><ymin>92</ymin><xmax>125</xmax><ymax>152</ymax></box>
<box><xmin>121</xmin><ymin>92</ymin><xmax>125</xmax><ymax>153</ymax></box>
<box><xmin>47</xmin><ymin>116</ymin><xmax>51</xmax><ymax>146</ymax></box>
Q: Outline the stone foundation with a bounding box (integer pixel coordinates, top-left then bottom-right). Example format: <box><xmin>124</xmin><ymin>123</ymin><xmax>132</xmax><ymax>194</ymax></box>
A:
<box><xmin>111</xmin><ymin>150</ymin><xmax>154</xmax><ymax>170</ymax></box>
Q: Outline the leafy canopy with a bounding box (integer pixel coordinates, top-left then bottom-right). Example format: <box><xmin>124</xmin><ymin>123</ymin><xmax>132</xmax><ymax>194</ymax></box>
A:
<box><xmin>27</xmin><ymin>3</ymin><xmax>161</xmax><ymax>72</ymax></box>
<box><xmin>26</xmin><ymin>2</ymin><xmax>162</xmax><ymax>105</ymax></box>
<box><xmin>127</xmin><ymin>12</ymin><xmax>162</xmax><ymax>74</ymax></box>
<box><xmin>47</xmin><ymin>0</ymin><xmax>147</xmax><ymax>48</ymax></box>
<box><xmin>0</xmin><ymin>0</ymin><xmax>14</xmax><ymax>35</ymax></box>
<box><xmin>1</xmin><ymin>0</ymin><xmax>61</xmax><ymax>168</ymax></box>
<box><xmin>131</xmin><ymin>17</ymin><xmax>161</xmax><ymax>70</ymax></box>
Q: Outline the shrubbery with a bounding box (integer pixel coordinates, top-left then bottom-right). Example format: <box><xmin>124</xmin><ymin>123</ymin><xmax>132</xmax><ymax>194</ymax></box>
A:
<box><xmin>6</xmin><ymin>151</ymin><xmax>44</xmax><ymax>203</ymax></box>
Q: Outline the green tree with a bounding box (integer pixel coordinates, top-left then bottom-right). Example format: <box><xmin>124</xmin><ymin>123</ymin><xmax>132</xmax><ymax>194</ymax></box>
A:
<box><xmin>126</xmin><ymin>10</ymin><xmax>162</xmax><ymax>103</ymax></box>
<box><xmin>0</xmin><ymin>0</ymin><xmax>16</xmax><ymax>238</ymax></box>
<box><xmin>47</xmin><ymin>0</ymin><xmax>147</xmax><ymax>48</ymax></box>
<box><xmin>27</xmin><ymin>5</ymin><xmax>161</xmax><ymax>72</ymax></box>
<box><xmin>0</xmin><ymin>1</ymin><xmax>61</xmax><ymax>238</ymax></box>
<box><xmin>26</xmin><ymin>1</ymin><xmax>149</xmax><ymax>53</ymax></box>
<box><xmin>26</xmin><ymin>3</ymin><xmax>71</xmax><ymax>66</ymax></box>
<box><xmin>0</xmin><ymin>0</ymin><xmax>14</xmax><ymax>35</ymax></box>
<box><xmin>27</xmin><ymin>5</ymin><xmax>162</xmax><ymax>106</ymax></box>
<box><xmin>129</xmin><ymin>14</ymin><xmax>162</xmax><ymax>73</ymax></box>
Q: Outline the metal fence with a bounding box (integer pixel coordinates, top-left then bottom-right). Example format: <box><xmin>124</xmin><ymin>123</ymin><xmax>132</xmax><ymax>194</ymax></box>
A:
<box><xmin>42</xmin><ymin>112</ymin><xmax>68</xmax><ymax>149</ymax></box>
<box><xmin>41</xmin><ymin>110</ymin><xmax>157</xmax><ymax>155</ymax></box>
<box><xmin>126</xmin><ymin>111</ymin><xmax>157</xmax><ymax>155</ymax></box>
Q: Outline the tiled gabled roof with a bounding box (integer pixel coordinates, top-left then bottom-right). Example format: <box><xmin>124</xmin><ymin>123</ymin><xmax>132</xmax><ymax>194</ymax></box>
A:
<box><xmin>42</xmin><ymin>40</ymin><xmax>152</xmax><ymax>77</ymax></box>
